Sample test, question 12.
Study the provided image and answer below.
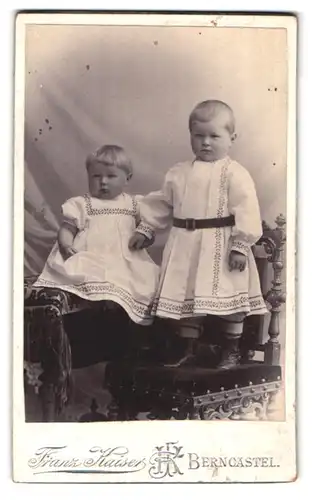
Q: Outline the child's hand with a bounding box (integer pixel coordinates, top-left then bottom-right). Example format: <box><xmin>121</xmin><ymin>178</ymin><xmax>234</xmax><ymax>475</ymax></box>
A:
<box><xmin>129</xmin><ymin>232</ymin><xmax>151</xmax><ymax>250</ymax></box>
<box><xmin>229</xmin><ymin>250</ymin><xmax>247</xmax><ymax>272</ymax></box>
<box><xmin>59</xmin><ymin>245</ymin><xmax>78</xmax><ymax>261</ymax></box>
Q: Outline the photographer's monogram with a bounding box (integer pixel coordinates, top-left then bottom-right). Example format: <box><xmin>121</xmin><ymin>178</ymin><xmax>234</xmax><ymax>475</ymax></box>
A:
<box><xmin>149</xmin><ymin>442</ymin><xmax>184</xmax><ymax>479</ymax></box>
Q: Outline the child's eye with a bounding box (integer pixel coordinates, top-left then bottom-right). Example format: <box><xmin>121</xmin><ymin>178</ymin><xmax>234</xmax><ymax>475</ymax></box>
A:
<box><xmin>211</xmin><ymin>134</ymin><xmax>220</xmax><ymax>139</ymax></box>
<box><xmin>108</xmin><ymin>174</ymin><xmax>117</xmax><ymax>178</ymax></box>
<box><xmin>93</xmin><ymin>174</ymin><xmax>101</xmax><ymax>178</ymax></box>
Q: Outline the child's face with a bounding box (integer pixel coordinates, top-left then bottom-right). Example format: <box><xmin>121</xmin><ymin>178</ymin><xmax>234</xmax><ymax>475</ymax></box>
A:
<box><xmin>190</xmin><ymin>114</ymin><xmax>236</xmax><ymax>162</ymax></box>
<box><xmin>88</xmin><ymin>163</ymin><xmax>129</xmax><ymax>199</ymax></box>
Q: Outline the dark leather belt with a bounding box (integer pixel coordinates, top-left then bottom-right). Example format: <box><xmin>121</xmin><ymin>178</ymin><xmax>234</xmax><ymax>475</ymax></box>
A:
<box><xmin>173</xmin><ymin>215</ymin><xmax>235</xmax><ymax>231</ymax></box>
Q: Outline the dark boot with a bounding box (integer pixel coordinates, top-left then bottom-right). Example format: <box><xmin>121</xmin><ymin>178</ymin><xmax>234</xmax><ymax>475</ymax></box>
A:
<box><xmin>164</xmin><ymin>338</ymin><xmax>197</xmax><ymax>368</ymax></box>
<box><xmin>216</xmin><ymin>337</ymin><xmax>241</xmax><ymax>370</ymax></box>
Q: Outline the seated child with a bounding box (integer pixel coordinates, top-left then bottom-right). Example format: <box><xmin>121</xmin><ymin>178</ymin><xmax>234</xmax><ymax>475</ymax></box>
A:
<box><xmin>34</xmin><ymin>144</ymin><xmax>159</xmax><ymax>325</ymax></box>
<box><xmin>129</xmin><ymin>100</ymin><xmax>268</xmax><ymax>367</ymax></box>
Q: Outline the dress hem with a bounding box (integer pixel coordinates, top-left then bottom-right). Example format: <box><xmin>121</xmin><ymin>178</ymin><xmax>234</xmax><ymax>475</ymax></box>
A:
<box><xmin>151</xmin><ymin>294</ymin><xmax>268</xmax><ymax>320</ymax></box>
<box><xmin>33</xmin><ymin>280</ymin><xmax>154</xmax><ymax>326</ymax></box>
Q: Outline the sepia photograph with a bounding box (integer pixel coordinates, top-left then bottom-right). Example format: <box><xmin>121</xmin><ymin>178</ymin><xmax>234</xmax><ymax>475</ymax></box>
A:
<box><xmin>14</xmin><ymin>12</ymin><xmax>296</xmax><ymax>482</ymax></box>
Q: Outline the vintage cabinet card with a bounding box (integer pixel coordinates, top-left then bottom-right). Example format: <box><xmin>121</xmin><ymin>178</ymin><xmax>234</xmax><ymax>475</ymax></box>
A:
<box><xmin>14</xmin><ymin>12</ymin><xmax>296</xmax><ymax>482</ymax></box>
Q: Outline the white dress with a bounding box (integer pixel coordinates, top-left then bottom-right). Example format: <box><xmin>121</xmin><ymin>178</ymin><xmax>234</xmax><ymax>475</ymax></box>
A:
<box><xmin>136</xmin><ymin>156</ymin><xmax>268</xmax><ymax>320</ymax></box>
<box><xmin>33</xmin><ymin>193</ymin><xmax>160</xmax><ymax>325</ymax></box>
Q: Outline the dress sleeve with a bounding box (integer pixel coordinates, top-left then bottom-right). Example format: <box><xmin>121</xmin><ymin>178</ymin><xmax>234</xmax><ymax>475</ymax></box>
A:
<box><xmin>228</xmin><ymin>165</ymin><xmax>263</xmax><ymax>256</ymax></box>
<box><xmin>135</xmin><ymin>170</ymin><xmax>174</xmax><ymax>239</ymax></box>
<box><xmin>61</xmin><ymin>197</ymin><xmax>85</xmax><ymax>231</ymax></box>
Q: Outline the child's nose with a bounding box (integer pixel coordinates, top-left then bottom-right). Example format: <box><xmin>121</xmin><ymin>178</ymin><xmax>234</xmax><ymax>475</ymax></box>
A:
<box><xmin>202</xmin><ymin>136</ymin><xmax>210</xmax><ymax>145</ymax></box>
<box><xmin>101</xmin><ymin>176</ymin><xmax>108</xmax><ymax>184</ymax></box>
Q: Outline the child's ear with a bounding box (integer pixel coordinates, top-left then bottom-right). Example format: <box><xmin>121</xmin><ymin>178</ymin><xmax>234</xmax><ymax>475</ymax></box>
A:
<box><xmin>231</xmin><ymin>132</ymin><xmax>237</xmax><ymax>143</ymax></box>
<box><xmin>127</xmin><ymin>173</ymin><xmax>133</xmax><ymax>181</ymax></box>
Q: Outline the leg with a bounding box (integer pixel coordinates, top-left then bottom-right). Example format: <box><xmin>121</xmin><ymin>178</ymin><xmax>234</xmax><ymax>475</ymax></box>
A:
<box><xmin>264</xmin><ymin>306</ymin><xmax>281</xmax><ymax>364</ymax></box>
<box><xmin>40</xmin><ymin>383</ymin><xmax>57</xmax><ymax>422</ymax></box>
<box><xmin>165</xmin><ymin>317</ymin><xmax>203</xmax><ymax>367</ymax></box>
<box><xmin>40</xmin><ymin>311</ymin><xmax>72</xmax><ymax>420</ymax></box>
<box><xmin>217</xmin><ymin>313</ymin><xmax>246</xmax><ymax>370</ymax></box>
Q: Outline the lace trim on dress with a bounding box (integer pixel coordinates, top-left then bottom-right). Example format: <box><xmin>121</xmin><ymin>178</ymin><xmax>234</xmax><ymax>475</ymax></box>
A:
<box><xmin>84</xmin><ymin>193</ymin><xmax>137</xmax><ymax>217</ymax></box>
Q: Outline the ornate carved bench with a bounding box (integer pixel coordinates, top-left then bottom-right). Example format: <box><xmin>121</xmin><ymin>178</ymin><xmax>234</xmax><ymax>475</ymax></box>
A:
<box><xmin>24</xmin><ymin>215</ymin><xmax>286</xmax><ymax>422</ymax></box>
<box><xmin>105</xmin><ymin>363</ymin><xmax>282</xmax><ymax>421</ymax></box>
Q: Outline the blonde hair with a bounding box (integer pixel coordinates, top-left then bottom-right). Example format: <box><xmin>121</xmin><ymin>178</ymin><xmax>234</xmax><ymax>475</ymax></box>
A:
<box><xmin>86</xmin><ymin>145</ymin><xmax>133</xmax><ymax>179</ymax></box>
<box><xmin>189</xmin><ymin>100</ymin><xmax>235</xmax><ymax>134</ymax></box>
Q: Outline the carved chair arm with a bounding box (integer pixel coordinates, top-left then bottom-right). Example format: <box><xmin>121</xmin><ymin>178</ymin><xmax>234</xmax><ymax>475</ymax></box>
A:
<box><xmin>257</xmin><ymin>214</ymin><xmax>286</xmax><ymax>364</ymax></box>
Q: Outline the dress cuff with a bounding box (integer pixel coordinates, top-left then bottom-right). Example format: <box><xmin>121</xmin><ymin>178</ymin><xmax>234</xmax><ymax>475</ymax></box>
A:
<box><xmin>231</xmin><ymin>239</ymin><xmax>250</xmax><ymax>256</ymax></box>
<box><xmin>63</xmin><ymin>217</ymin><xmax>79</xmax><ymax>229</ymax></box>
<box><xmin>136</xmin><ymin>222</ymin><xmax>155</xmax><ymax>240</ymax></box>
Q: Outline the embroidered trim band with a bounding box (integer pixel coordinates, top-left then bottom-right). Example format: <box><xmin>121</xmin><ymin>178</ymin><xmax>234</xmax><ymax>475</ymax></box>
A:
<box><xmin>136</xmin><ymin>222</ymin><xmax>155</xmax><ymax>240</ymax></box>
<box><xmin>84</xmin><ymin>194</ymin><xmax>137</xmax><ymax>217</ymax></box>
<box><xmin>152</xmin><ymin>293</ymin><xmax>267</xmax><ymax>318</ymax></box>
<box><xmin>34</xmin><ymin>278</ymin><xmax>154</xmax><ymax>322</ymax></box>
<box><xmin>231</xmin><ymin>240</ymin><xmax>250</xmax><ymax>256</ymax></box>
<box><xmin>212</xmin><ymin>158</ymin><xmax>231</xmax><ymax>296</ymax></box>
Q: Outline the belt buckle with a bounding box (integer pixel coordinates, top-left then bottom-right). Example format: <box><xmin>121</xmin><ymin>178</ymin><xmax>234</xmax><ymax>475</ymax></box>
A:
<box><xmin>185</xmin><ymin>218</ymin><xmax>196</xmax><ymax>231</ymax></box>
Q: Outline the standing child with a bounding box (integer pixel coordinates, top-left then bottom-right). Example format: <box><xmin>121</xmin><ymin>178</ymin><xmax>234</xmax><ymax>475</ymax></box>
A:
<box><xmin>34</xmin><ymin>145</ymin><xmax>159</xmax><ymax>325</ymax></box>
<box><xmin>129</xmin><ymin>100</ymin><xmax>268</xmax><ymax>368</ymax></box>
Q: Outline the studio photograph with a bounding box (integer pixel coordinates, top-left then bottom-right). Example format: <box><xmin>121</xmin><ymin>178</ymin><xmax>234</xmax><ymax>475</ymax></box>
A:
<box><xmin>20</xmin><ymin>16</ymin><xmax>289</xmax><ymax>427</ymax></box>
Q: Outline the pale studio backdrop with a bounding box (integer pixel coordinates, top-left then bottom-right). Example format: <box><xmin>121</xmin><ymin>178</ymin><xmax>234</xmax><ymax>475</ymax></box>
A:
<box><xmin>24</xmin><ymin>24</ymin><xmax>287</xmax><ymax>276</ymax></box>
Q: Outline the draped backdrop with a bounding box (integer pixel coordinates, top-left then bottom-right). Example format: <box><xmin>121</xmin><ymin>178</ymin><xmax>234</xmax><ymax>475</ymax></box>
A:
<box><xmin>24</xmin><ymin>25</ymin><xmax>287</xmax><ymax>276</ymax></box>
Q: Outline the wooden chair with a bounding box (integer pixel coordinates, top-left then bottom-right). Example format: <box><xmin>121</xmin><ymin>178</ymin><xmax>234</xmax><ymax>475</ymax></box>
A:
<box><xmin>105</xmin><ymin>214</ymin><xmax>287</xmax><ymax>421</ymax></box>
